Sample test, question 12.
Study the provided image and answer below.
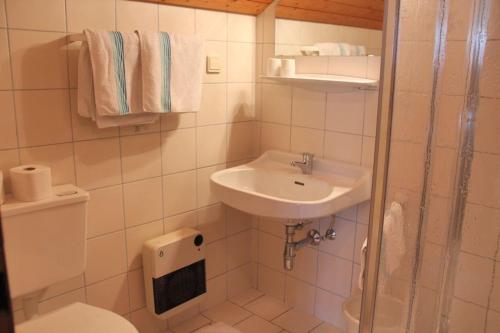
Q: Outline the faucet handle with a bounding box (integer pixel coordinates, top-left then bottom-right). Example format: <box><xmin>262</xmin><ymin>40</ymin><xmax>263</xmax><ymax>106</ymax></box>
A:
<box><xmin>301</xmin><ymin>152</ymin><xmax>314</xmax><ymax>161</ymax></box>
<box><xmin>291</xmin><ymin>153</ymin><xmax>314</xmax><ymax>174</ymax></box>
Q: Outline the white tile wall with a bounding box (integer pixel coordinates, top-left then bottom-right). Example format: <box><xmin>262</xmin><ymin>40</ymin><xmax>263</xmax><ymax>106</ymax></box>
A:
<box><xmin>0</xmin><ymin>1</ymin><xmax>260</xmax><ymax>331</ymax></box>
<box><xmin>254</xmin><ymin>19</ymin><xmax>380</xmax><ymax>328</ymax></box>
<box><xmin>448</xmin><ymin>6</ymin><xmax>500</xmax><ymax>329</ymax></box>
<box><xmin>0</xmin><ymin>1</ymin><xmax>424</xmax><ymax>332</ymax></box>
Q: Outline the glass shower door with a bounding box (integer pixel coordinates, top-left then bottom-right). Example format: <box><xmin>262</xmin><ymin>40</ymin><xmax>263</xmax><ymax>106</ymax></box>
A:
<box><xmin>368</xmin><ymin>0</ymin><xmax>500</xmax><ymax>332</ymax></box>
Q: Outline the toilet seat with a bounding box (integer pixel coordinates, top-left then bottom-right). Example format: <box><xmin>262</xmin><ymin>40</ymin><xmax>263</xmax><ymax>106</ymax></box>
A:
<box><xmin>195</xmin><ymin>322</ymin><xmax>241</xmax><ymax>333</ymax></box>
<box><xmin>15</xmin><ymin>302</ymin><xmax>138</xmax><ymax>333</ymax></box>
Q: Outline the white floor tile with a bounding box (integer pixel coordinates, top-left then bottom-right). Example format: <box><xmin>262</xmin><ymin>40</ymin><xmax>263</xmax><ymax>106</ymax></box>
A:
<box><xmin>171</xmin><ymin>314</ymin><xmax>211</xmax><ymax>333</ymax></box>
<box><xmin>235</xmin><ymin>315</ymin><xmax>282</xmax><ymax>333</ymax></box>
<box><xmin>202</xmin><ymin>301</ymin><xmax>252</xmax><ymax>326</ymax></box>
<box><xmin>310</xmin><ymin>322</ymin><xmax>346</xmax><ymax>333</ymax></box>
<box><xmin>245</xmin><ymin>295</ymin><xmax>291</xmax><ymax>320</ymax></box>
<box><xmin>272</xmin><ymin>308</ymin><xmax>322</xmax><ymax>333</ymax></box>
<box><xmin>230</xmin><ymin>288</ymin><xmax>264</xmax><ymax>306</ymax></box>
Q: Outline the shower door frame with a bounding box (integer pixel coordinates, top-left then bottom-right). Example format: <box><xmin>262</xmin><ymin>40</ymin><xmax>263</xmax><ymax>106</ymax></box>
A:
<box><xmin>358</xmin><ymin>0</ymin><xmax>400</xmax><ymax>332</ymax></box>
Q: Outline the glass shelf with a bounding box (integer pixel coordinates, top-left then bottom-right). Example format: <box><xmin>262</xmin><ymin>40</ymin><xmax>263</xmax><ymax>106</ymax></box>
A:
<box><xmin>261</xmin><ymin>74</ymin><xmax>378</xmax><ymax>91</ymax></box>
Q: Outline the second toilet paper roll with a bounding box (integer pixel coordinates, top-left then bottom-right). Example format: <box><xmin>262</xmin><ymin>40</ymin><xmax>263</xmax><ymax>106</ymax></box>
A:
<box><xmin>280</xmin><ymin>59</ymin><xmax>296</xmax><ymax>77</ymax></box>
<box><xmin>266</xmin><ymin>58</ymin><xmax>281</xmax><ymax>76</ymax></box>
<box><xmin>10</xmin><ymin>165</ymin><xmax>52</xmax><ymax>202</ymax></box>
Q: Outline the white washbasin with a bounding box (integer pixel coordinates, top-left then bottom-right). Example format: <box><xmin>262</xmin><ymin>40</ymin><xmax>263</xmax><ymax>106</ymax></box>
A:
<box><xmin>210</xmin><ymin>150</ymin><xmax>372</xmax><ymax>219</ymax></box>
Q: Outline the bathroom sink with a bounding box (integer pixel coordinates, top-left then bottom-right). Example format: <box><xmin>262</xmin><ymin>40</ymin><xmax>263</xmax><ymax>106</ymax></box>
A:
<box><xmin>210</xmin><ymin>150</ymin><xmax>372</xmax><ymax>219</ymax></box>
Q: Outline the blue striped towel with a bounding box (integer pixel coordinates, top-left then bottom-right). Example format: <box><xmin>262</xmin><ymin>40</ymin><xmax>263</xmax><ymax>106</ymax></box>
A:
<box><xmin>137</xmin><ymin>31</ymin><xmax>203</xmax><ymax>114</ymax></box>
<box><xmin>81</xmin><ymin>30</ymin><xmax>158</xmax><ymax>128</ymax></box>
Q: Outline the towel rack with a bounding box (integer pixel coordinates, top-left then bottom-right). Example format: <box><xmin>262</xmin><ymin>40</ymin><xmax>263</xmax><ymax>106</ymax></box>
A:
<box><xmin>68</xmin><ymin>33</ymin><xmax>85</xmax><ymax>42</ymax></box>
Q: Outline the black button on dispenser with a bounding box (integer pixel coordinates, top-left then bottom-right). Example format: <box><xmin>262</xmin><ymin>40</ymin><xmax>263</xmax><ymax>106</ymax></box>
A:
<box><xmin>194</xmin><ymin>234</ymin><xmax>203</xmax><ymax>246</ymax></box>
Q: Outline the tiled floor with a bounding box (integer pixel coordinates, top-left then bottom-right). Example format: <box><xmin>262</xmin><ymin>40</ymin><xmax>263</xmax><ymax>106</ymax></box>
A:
<box><xmin>169</xmin><ymin>289</ymin><xmax>346</xmax><ymax>333</ymax></box>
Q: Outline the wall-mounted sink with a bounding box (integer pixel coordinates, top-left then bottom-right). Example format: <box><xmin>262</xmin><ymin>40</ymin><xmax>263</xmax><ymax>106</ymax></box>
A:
<box><xmin>210</xmin><ymin>150</ymin><xmax>372</xmax><ymax>219</ymax></box>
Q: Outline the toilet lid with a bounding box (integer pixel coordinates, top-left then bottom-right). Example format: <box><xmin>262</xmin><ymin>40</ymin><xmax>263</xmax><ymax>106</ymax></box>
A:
<box><xmin>15</xmin><ymin>302</ymin><xmax>138</xmax><ymax>333</ymax></box>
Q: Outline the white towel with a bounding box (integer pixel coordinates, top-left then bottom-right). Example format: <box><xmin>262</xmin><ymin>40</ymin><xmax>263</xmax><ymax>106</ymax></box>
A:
<box><xmin>349</xmin><ymin>45</ymin><xmax>367</xmax><ymax>56</ymax></box>
<box><xmin>77</xmin><ymin>41</ymin><xmax>96</xmax><ymax>120</ymax></box>
<box><xmin>383</xmin><ymin>202</ymin><xmax>405</xmax><ymax>275</ymax></box>
<box><xmin>358</xmin><ymin>237</ymin><xmax>368</xmax><ymax>290</ymax></box>
<box><xmin>79</xmin><ymin>30</ymin><xmax>158</xmax><ymax>128</ymax></box>
<box><xmin>313</xmin><ymin>42</ymin><xmax>342</xmax><ymax>56</ymax></box>
<box><xmin>357</xmin><ymin>45</ymin><xmax>367</xmax><ymax>56</ymax></box>
<box><xmin>358</xmin><ymin>201</ymin><xmax>405</xmax><ymax>290</ymax></box>
<box><xmin>338</xmin><ymin>43</ymin><xmax>352</xmax><ymax>56</ymax></box>
<box><xmin>137</xmin><ymin>31</ymin><xmax>203</xmax><ymax>114</ymax></box>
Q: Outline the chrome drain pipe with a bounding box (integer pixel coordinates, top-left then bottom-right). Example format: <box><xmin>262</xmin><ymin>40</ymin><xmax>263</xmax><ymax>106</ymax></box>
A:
<box><xmin>283</xmin><ymin>220</ymin><xmax>336</xmax><ymax>271</ymax></box>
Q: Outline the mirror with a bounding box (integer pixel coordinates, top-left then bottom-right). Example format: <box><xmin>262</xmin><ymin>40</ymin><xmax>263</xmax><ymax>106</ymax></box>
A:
<box><xmin>274</xmin><ymin>0</ymin><xmax>384</xmax><ymax>56</ymax></box>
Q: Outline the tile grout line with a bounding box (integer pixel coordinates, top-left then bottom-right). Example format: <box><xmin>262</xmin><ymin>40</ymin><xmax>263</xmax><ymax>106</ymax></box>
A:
<box><xmin>114</xmin><ymin>89</ymin><xmax>133</xmax><ymax>315</ymax></box>
<box><xmin>3</xmin><ymin>3</ymin><xmax>21</xmax><ymax>163</ymax></box>
<box><xmin>258</xmin><ymin>260</ymin><xmax>353</xmax><ymax>299</ymax></box>
<box><xmin>483</xmin><ymin>231</ymin><xmax>500</xmax><ymax>328</ymax></box>
<box><xmin>155</xmin><ymin>2</ymin><xmax>168</xmax><ymax>324</ymax></box>
<box><xmin>62</xmin><ymin>0</ymin><xmax>80</xmax><ymax>235</ymax></box>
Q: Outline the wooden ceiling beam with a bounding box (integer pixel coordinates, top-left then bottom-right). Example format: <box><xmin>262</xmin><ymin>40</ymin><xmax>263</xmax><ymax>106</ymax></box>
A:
<box><xmin>135</xmin><ymin>0</ymin><xmax>273</xmax><ymax>15</ymax></box>
<box><xmin>133</xmin><ymin>0</ymin><xmax>385</xmax><ymax>30</ymax></box>
<box><xmin>322</xmin><ymin>0</ymin><xmax>384</xmax><ymax>11</ymax></box>
<box><xmin>275</xmin><ymin>5</ymin><xmax>383</xmax><ymax>30</ymax></box>
<box><xmin>278</xmin><ymin>0</ymin><xmax>383</xmax><ymax>22</ymax></box>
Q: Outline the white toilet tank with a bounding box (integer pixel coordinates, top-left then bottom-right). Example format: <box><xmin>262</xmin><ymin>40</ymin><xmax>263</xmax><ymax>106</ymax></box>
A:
<box><xmin>0</xmin><ymin>184</ymin><xmax>89</xmax><ymax>298</ymax></box>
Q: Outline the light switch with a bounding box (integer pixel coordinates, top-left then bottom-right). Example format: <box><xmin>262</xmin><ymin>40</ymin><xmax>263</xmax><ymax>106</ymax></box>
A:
<box><xmin>206</xmin><ymin>56</ymin><xmax>221</xmax><ymax>73</ymax></box>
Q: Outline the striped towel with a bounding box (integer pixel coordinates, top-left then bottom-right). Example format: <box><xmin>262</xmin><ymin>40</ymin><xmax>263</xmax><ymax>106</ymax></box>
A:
<box><xmin>349</xmin><ymin>44</ymin><xmax>367</xmax><ymax>56</ymax></box>
<box><xmin>137</xmin><ymin>31</ymin><xmax>203</xmax><ymax>114</ymax></box>
<box><xmin>80</xmin><ymin>30</ymin><xmax>158</xmax><ymax>128</ymax></box>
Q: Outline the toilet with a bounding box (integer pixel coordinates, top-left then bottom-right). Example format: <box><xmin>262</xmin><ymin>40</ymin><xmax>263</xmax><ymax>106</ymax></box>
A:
<box><xmin>342</xmin><ymin>294</ymin><xmax>403</xmax><ymax>333</ymax></box>
<box><xmin>0</xmin><ymin>184</ymin><xmax>138</xmax><ymax>333</ymax></box>
<box><xmin>15</xmin><ymin>302</ymin><xmax>137</xmax><ymax>333</ymax></box>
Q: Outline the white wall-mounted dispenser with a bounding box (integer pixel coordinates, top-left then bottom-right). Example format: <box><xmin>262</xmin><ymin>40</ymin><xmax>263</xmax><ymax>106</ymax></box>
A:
<box><xmin>142</xmin><ymin>228</ymin><xmax>206</xmax><ymax>318</ymax></box>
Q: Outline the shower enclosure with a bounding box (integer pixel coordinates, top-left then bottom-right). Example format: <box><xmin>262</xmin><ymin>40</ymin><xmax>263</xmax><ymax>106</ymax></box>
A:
<box><xmin>361</xmin><ymin>0</ymin><xmax>500</xmax><ymax>332</ymax></box>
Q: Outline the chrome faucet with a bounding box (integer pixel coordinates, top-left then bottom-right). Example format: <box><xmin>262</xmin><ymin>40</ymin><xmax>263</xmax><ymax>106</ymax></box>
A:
<box><xmin>291</xmin><ymin>152</ymin><xmax>314</xmax><ymax>175</ymax></box>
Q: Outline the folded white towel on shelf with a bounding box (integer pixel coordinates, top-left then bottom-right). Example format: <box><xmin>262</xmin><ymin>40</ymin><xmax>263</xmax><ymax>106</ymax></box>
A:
<box><xmin>313</xmin><ymin>42</ymin><xmax>342</xmax><ymax>56</ymax></box>
<box><xmin>312</xmin><ymin>42</ymin><xmax>362</xmax><ymax>56</ymax></box>
<box><xmin>338</xmin><ymin>43</ymin><xmax>352</xmax><ymax>56</ymax></box>
<box><xmin>357</xmin><ymin>45</ymin><xmax>367</xmax><ymax>56</ymax></box>
<box><xmin>78</xmin><ymin>30</ymin><xmax>158</xmax><ymax>128</ymax></box>
<box><xmin>349</xmin><ymin>44</ymin><xmax>367</xmax><ymax>56</ymax></box>
<box><xmin>137</xmin><ymin>31</ymin><xmax>203</xmax><ymax>114</ymax></box>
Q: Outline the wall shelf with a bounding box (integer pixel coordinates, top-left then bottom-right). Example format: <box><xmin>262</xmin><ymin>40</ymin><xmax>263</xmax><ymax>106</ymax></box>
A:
<box><xmin>261</xmin><ymin>74</ymin><xmax>378</xmax><ymax>91</ymax></box>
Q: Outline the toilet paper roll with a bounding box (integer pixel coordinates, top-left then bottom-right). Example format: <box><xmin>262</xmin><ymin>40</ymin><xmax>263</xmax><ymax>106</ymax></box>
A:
<box><xmin>0</xmin><ymin>171</ymin><xmax>4</xmax><ymax>205</ymax></box>
<box><xmin>266</xmin><ymin>57</ymin><xmax>281</xmax><ymax>76</ymax></box>
<box><xmin>280</xmin><ymin>59</ymin><xmax>296</xmax><ymax>77</ymax></box>
<box><xmin>10</xmin><ymin>165</ymin><xmax>52</xmax><ymax>202</ymax></box>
